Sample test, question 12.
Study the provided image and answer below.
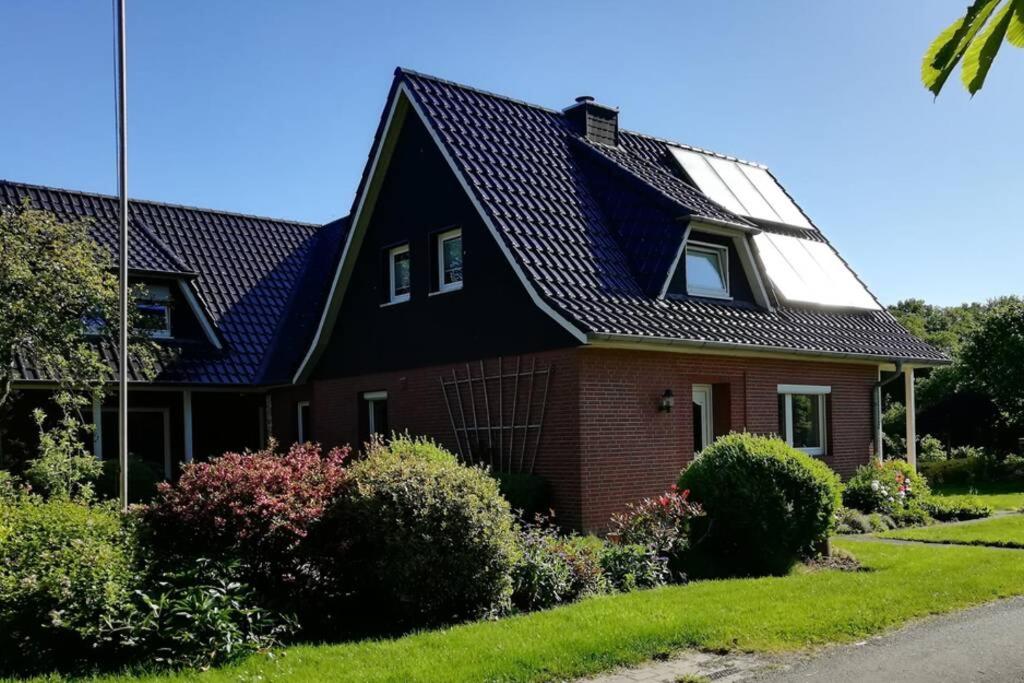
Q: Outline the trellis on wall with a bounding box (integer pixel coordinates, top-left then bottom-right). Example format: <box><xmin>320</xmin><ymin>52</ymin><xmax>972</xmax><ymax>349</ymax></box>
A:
<box><xmin>439</xmin><ymin>356</ymin><xmax>552</xmax><ymax>474</ymax></box>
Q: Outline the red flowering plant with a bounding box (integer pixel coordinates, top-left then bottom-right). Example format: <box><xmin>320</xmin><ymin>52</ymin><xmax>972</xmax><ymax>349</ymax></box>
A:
<box><xmin>142</xmin><ymin>441</ymin><xmax>350</xmax><ymax>594</ymax></box>
<box><xmin>609</xmin><ymin>485</ymin><xmax>704</xmax><ymax>563</ymax></box>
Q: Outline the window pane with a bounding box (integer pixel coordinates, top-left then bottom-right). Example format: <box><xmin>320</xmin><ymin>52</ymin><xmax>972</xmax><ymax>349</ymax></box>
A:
<box><xmin>393</xmin><ymin>251</ymin><xmax>410</xmax><ymax>296</ymax></box>
<box><xmin>137</xmin><ymin>302</ymin><xmax>170</xmax><ymax>336</ymax></box>
<box><xmin>369</xmin><ymin>399</ymin><xmax>388</xmax><ymax>436</ymax></box>
<box><xmin>790</xmin><ymin>394</ymin><xmax>821</xmax><ymax>449</ymax></box>
<box><xmin>778</xmin><ymin>394</ymin><xmax>786</xmax><ymax>438</ymax></box>
<box><xmin>442</xmin><ymin>235</ymin><xmax>462</xmax><ymax>285</ymax></box>
<box><xmin>686</xmin><ymin>248</ymin><xmax>726</xmax><ymax>292</ymax></box>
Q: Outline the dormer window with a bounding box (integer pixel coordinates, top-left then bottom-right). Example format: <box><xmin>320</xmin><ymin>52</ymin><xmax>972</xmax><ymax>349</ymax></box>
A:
<box><xmin>387</xmin><ymin>244</ymin><xmax>411</xmax><ymax>304</ymax></box>
<box><xmin>138</xmin><ymin>284</ymin><xmax>172</xmax><ymax>338</ymax></box>
<box><xmin>436</xmin><ymin>228</ymin><xmax>463</xmax><ymax>293</ymax></box>
<box><xmin>685</xmin><ymin>242</ymin><xmax>730</xmax><ymax>299</ymax></box>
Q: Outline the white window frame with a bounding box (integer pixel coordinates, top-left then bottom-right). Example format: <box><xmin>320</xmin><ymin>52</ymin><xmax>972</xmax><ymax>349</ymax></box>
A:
<box><xmin>296</xmin><ymin>401</ymin><xmax>310</xmax><ymax>443</ymax></box>
<box><xmin>685</xmin><ymin>241</ymin><xmax>731</xmax><ymax>300</ymax></box>
<box><xmin>436</xmin><ymin>228</ymin><xmax>463</xmax><ymax>293</ymax></box>
<box><xmin>692</xmin><ymin>384</ymin><xmax>714</xmax><ymax>456</ymax></box>
<box><xmin>363</xmin><ymin>391</ymin><xmax>388</xmax><ymax>435</ymax></box>
<box><xmin>139</xmin><ymin>284</ymin><xmax>173</xmax><ymax>338</ymax></box>
<box><xmin>777</xmin><ymin>384</ymin><xmax>830</xmax><ymax>456</ymax></box>
<box><xmin>388</xmin><ymin>244</ymin><xmax>411</xmax><ymax>304</ymax></box>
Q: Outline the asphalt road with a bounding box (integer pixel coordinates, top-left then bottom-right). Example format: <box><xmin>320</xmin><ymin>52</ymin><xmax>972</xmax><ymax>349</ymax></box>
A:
<box><xmin>752</xmin><ymin>596</ymin><xmax>1024</xmax><ymax>682</ymax></box>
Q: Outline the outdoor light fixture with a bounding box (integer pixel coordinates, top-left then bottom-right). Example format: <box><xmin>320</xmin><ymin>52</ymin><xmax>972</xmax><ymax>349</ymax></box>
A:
<box><xmin>659</xmin><ymin>389</ymin><xmax>675</xmax><ymax>412</ymax></box>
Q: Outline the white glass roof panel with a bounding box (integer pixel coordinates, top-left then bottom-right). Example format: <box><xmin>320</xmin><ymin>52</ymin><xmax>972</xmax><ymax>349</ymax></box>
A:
<box><xmin>752</xmin><ymin>233</ymin><xmax>879</xmax><ymax>310</ymax></box>
<box><xmin>670</xmin><ymin>146</ymin><xmax>815</xmax><ymax>230</ymax></box>
<box><xmin>669</xmin><ymin>148</ymin><xmax>746</xmax><ymax>216</ymax></box>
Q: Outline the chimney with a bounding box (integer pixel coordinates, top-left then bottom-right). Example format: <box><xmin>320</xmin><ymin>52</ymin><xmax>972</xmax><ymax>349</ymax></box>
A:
<box><xmin>563</xmin><ymin>95</ymin><xmax>618</xmax><ymax>146</ymax></box>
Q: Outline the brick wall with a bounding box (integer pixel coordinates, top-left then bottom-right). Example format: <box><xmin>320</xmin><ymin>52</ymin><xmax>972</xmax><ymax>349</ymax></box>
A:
<box><xmin>308</xmin><ymin>345</ymin><xmax>879</xmax><ymax>531</ymax></box>
<box><xmin>310</xmin><ymin>348</ymin><xmax>585</xmax><ymax>526</ymax></box>
<box><xmin>576</xmin><ymin>347</ymin><xmax>878</xmax><ymax>529</ymax></box>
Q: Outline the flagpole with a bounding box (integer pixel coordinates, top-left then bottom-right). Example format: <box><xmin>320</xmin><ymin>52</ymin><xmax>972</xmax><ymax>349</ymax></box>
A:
<box><xmin>115</xmin><ymin>0</ymin><xmax>129</xmax><ymax>512</ymax></box>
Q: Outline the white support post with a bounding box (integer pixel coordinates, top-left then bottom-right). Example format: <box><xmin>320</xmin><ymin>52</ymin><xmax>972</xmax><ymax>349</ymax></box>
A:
<box><xmin>92</xmin><ymin>397</ymin><xmax>103</xmax><ymax>459</ymax></box>
<box><xmin>905</xmin><ymin>367</ymin><xmax>917</xmax><ymax>471</ymax></box>
<box><xmin>182</xmin><ymin>390</ymin><xmax>193</xmax><ymax>464</ymax></box>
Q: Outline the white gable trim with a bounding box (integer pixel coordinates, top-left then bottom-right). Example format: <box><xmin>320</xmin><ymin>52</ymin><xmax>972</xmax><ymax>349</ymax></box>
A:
<box><xmin>293</xmin><ymin>83</ymin><xmax>587</xmax><ymax>383</ymax></box>
<box><xmin>177</xmin><ymin>280</ymin><xmax>223</xmax><ymax>350</ymax></box>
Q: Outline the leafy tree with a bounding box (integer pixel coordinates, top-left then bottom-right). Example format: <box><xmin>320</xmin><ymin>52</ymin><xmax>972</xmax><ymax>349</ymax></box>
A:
<box><xmin>959</xmin><ymin>299</ymin><xmax>1024</xmax><ymax>427</ymax></box>
<box><xmin>923</xmin><ymin>0</ymin><xmax>1024</xmax><ymax>96</ymax></box>
<box><xmin>0</xmin><ymin>202</ymin><xmax>155</xmax><ymax>467</ymax></box>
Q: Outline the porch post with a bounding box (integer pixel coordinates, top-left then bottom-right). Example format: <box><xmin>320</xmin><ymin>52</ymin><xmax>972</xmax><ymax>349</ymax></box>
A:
<box><xmin>182</xmin><ymin>390</ymin><xmax>193</xmax><ymax>464</ymax></box>
<box><xmin>92</xmin><ymin>396</ymin><xmax>103</xmax><ymax>459</ymax></box>
<box><xmin>904</xmin><ymin>367</ymin><xmax>917</xmax><ymax>471</ymax></box>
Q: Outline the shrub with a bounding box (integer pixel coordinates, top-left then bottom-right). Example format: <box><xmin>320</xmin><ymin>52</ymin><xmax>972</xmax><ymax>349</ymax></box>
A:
<box><xmin>23</xmin><ymin>397</ymin><xmax>103</xmax><ymax>501</ymax></box>
<box><xmin>843</xmin><ymin>459</ymin><xmax>930</xmax><ymax>515</ymax></box>
<box><xmin>97</xmin><ymin>455</ymin><xmax>164</xmax><ymax>504</ymax></box>
<box><xmin>0</xmin><ymin>498</ymin><xmax>137</xmax><ymax>673</ymax></box>
<box><xmin>494</xmin><ymin>472</ymin><xmax>550</xmax><ymax>517</ymax></box>
<box><xmin>599</xmin><ymin>542</ymin><xmax>667</xmax><ymax>591</ymax></box>
<box><xmin>0</xmin><ymin>470</ymin><xmax>18</xmax><ymax>503</ymax></box>
<box><xmin>99</xmin><ymin>559</ymin><xmax>293</xmax><ymax>670</ymax></box>
<box><xmin>511</xmin><ymin>518</ymin><xmax>607</xmax><ymax>612</ymax></box>
<box><xmin>677</xmin><ymin>433</ymin><xmax>842</xmax><ymax>576</ymax></box>
<box><xmin>323</xmin><ymin>435</ymin><xmax>520</xmax><ymax>629</ymax></box>
<box><xmin>888</xmin><ymin>502</ymin><xmax>933</xmax><ymax>528</ymax></box>
<box><xmin>834</xmin><ymin>506</ymin><xmax>873</xmax><ymax>534</ymax></box>
<box><xmin>921</xmin><ymin>496</ymin><xmax>993</xmax><ymax>522</ymax></box>
<box><xmin>609</xmin><ymin>485</ymin><xmax>704</xmax><ymax>562</ymax></box>
<box><xmin>917</xmin><ymin>435</ymin><xmax>947</xmax><ymax>463</ymax></box>
<box><xmin>143</xmin><ymin>442</ymin><xmax>349</xmax><ymax>595</ymax></box>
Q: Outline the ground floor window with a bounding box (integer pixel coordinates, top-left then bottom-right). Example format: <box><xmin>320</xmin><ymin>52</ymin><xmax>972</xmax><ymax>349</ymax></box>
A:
<box><xmin>297</xmin><ymin>401</ymin><xmax>310</xmax><ymax>442</ymax></box>
<box><xmin>777</xmin><ymin>384</ymin><xmax>829</xmax><ymax>456</ymax></box>
<box><xmin>101</xmin><ymin>408</ymin><xmax>172</xmax><ymax>478</ymax></box>
<box><xmin>361</xmin><ymin>391</ymin><xmax>389</xmax><ymax>445</ymax></box>
<box><xmin>692</xmin><ymin>384</ymin><xmax>713</xmax><ymax>455</ymax></box>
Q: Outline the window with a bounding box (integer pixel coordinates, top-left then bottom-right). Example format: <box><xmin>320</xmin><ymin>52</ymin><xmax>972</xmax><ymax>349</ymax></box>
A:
<box><xmin>777</xmin><ymin>384</ymin><xmax>829</xmax><ymax>456</ymax></box>
<box><xmin>692</xmin><ymin>384</ymin><xmax>713</xmax><ymax>455</ymax></box>
<box><xmin>436</xmin><ymin>228</ymin><xmax>463</xmax><ymax>292</ymax></box>
<box><xmin>388</xmin><ymin>245</ymin><xmax>411</xmax><ymax>303</ymax></box>
<box><xmin>363</xmin><ymin>391</ymin><xmax>388</xmax><ymax>438</ymax></box>
<box><xmin>685</xmin><ymin>242</ymin><xmax>729</xmax><ymax>299</ymax></box>
<box><xmin>138</xmin><ymin>284</ymin><xmax>172</xmax><ymax>338</ymax></box>
<box><xmin>297</xmin><ymin>401</ymin><xmax>310</xmax><ymax>443</ymax></box>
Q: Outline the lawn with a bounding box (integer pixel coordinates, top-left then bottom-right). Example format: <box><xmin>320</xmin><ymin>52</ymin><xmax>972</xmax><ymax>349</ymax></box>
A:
<box><xmin>881</xmin><ymin>514</ymin><xmax>1024</xmax><ymax>548</ymax></box>
<box><xmin>930</xmin><ymin>480</ymin><xmax>1024</xmax><ymax>511</ymax></box>
<box><xmin>63</xmin><ymin>539</ymin><xmax>1024</xmax><ymax>683</ymax></box>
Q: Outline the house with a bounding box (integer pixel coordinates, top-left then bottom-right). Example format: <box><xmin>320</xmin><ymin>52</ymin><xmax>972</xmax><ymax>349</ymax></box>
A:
<box><xmin>1</xmin><ymin>69</ymin><xmax>946</xmax><ymax>529</ymax></box>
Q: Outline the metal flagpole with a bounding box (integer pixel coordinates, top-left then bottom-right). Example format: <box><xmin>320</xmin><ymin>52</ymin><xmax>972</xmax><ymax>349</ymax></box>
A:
<box><xmin>115</xmin><ymin>0</ymin><xmax>129</xmax><ymax>512</ymax></box>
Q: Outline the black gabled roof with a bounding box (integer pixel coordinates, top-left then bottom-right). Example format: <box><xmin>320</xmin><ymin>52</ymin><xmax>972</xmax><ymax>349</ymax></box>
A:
<box><xmin>394</xmin><ymin>68</ymin><xmax>947</xmax><ymax>364</ymax></box>
<box><xmin>1</xmin><ymin>180</ymin><xmax>348</xmax><ymax>385</ymax></box>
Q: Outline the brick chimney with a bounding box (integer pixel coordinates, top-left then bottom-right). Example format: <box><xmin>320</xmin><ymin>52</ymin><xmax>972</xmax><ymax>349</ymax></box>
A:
<box><xmin>563</xmin><ymin>95</ymin><xmax>618</xmax><ymax>146</ymax></box>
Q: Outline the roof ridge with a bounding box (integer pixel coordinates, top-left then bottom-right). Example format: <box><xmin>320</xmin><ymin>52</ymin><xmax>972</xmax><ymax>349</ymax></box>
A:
<box><xmin>0</xmin><ymin>178</ymin><xmax>321</xmax><ymax>228</ymax></box>
<box><xmin>395</xmin><ymin>67</ymin><xmax>563</xmax><ymax>116</ymax></box>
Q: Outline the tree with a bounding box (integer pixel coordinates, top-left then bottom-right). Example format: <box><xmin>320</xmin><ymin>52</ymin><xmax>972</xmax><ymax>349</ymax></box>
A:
<box><xmin>959</xmin><ymin>299</ymin><xmax>1024</xmax><ymax>428</ymax></box>
<box><xmin>923</xmin><ymin>0</ymin><xmax>1024</xmax><ymax>96</ymax></box>
<box><xmin>0</xmin><ymin>202</ymin><xmax>155</xmax><ymax>460</ymax></box>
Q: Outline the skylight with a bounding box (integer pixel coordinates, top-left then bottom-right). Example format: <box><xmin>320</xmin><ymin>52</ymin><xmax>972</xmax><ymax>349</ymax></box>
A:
<box><xmin>670</xmin><ymin>147</ymin><xmax>815</xmax><ymax>230</ymax></box>
<box><xmin>752</xmin><ymin>233</ymin><xmax>879</xmax><ymax>310</ymax></box>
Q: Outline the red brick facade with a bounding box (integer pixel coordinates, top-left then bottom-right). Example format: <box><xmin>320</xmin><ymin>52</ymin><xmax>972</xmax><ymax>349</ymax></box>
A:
<box><xmin>302</xmin><ymin>346</ymin><xmax>879</xmax><ymax>530</ymax></box>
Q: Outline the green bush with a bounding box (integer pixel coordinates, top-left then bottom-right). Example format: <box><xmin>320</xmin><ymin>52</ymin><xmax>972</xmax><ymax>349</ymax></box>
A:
<box><xmin>0</xmin><ymin>498</ymin><xmax>137</xmax><ymax>673</ymax></box>
<box><xmin>888</xmin><ymin>503</ymin><xmax>933</xmax><ymax>528</ymax></box>
<box><xmin>917</xmin><ymin>435</ymin><xmax>947</xmax><ymax>463</ymax></box>
<box><xmin>921</xmin><ymin>448</ymin><xmax>1023</xmax><ymax>485</ymax></box>
<box><xmin>324</xmin><ymin>435</ymin><xmax>520</xmax><ymax>629</ymax></box>
<box><xmin>0</xmin><ymin>470</ymin><xmax>18</xmax><ymax>503</ymax></box>
<box><xmin>98</xmin><ymin>559</ymin><xmax>293</xmax><ymax>670</ymax></box>
<box><xmin>843</xmin><ymin>459</ymin><xmax>930</xmax><ymax>515</ymax></box>
<box><xmin>494</xmin><ymin>472</ymin><xmax>550</xmax><ymax>517</ymax></box>
<box><xmin>677</xmin><ymin>433</ymin><xmax>842</xmax><ymax>576</ymax></box>
<box><xmin>921</xmin><ymin>496</ymin><xmax>993</xmax><ymax>522</ymax></box>
<box><xmin>511</xmin><ymin>522</ymin><xmax>607</xmax><ymax>612</ymax></box>
<box><xmin>599</xmin><ymin>542</ymin><xmax>667</xmax><ymax>591</ymax></box>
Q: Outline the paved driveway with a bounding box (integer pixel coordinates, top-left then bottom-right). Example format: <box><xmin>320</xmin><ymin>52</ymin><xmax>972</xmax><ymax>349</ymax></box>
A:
<box><xmin>753</xmin><ymin>596</ymin><xmax>1024</xmax><ymax>683</ymax></box>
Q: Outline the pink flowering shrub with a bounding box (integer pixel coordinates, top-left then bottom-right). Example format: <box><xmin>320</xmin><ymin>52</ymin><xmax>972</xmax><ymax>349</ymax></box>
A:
<box><xmin>609</xmin><ymin>485</ymin><xmax>704</xmax><ymax>561</ymax></box>
<box><xmin>843</xmin><ymin>458</ymin><xmax>929</xmax><ymax>516</ymax></box>
<box><xmin>143</xmin><ymin>442</ymin><xmax>349</xmax><ymax>588</ymax></box>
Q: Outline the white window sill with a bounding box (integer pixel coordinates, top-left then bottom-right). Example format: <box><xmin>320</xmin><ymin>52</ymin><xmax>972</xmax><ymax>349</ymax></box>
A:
<box><xmin>380</xmin><ymin>297</ymin><xmax>410</xmax><ymax>308</ymax></box>
<box><xmin>687</xmin><ymin>289</ymin><xmax>733</xmax><ymax>301</ymax></box>
<box><xmin>430</xmin><ymin>283</ymin><xmax>464</xmax><ymax>296</ymax></box>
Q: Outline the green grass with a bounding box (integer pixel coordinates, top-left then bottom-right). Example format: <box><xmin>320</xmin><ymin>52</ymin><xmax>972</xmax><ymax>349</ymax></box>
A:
<box><xmin>931</xmin><ymin>480</ymin><xmax>1024</xmax><ymax>511</ymax></box>
<box><xmin>57</xmin><ymin>540</ymin><xmax>1024</xmax><ymax>683</ymax></box>
<box><xmin>881</xmin><ymin>514</ymin><xmax>1024</xmax><ymax>548</ymax></box>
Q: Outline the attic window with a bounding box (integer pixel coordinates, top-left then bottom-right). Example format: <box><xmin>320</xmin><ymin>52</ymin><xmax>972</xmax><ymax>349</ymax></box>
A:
<box><xmin>388</xmin><ymin>244</ymin><xmax>411</xmax><ymax>304</ymax></box>
<box><xmin>436</xmin><ymin>228</ymin><xmax>463</xmax><ymax>293</ymax></box>
<box><xmin>685</xmin><ymin>242</ymin><xmax>730</xmax><ymax>299</ymax></box>
<box><xmin>138</xmin><ymin>284</ymin><xmax>172</xmax><ymax>339</ymax></box>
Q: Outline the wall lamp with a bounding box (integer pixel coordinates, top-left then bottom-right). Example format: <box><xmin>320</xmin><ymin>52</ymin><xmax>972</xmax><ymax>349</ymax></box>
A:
<box><xmin>659</xmin><ymin>389</ymin><xmax>675</xmax><ymax>412</ymax></box>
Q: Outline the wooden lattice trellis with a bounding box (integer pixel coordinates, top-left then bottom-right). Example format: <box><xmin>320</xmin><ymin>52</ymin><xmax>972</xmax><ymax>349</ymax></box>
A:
<box><xmin>439</xmin><ymin>356</ymin><xmax>552</xmax><ymax>474</ymax></box>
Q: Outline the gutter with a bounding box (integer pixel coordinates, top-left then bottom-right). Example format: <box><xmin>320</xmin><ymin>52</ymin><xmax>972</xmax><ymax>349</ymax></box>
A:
<box><xmin>873</xmin><ymin>360</ymin><xmax>905</xmax><ymax>461</ymax></box>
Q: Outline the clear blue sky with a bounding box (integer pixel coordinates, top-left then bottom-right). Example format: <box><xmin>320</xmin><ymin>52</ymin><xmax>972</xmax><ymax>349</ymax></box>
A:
<box><xmin>3</xmin><ymin>1</ymin><xmax>1021</xmax><ymax>307</ymax></box>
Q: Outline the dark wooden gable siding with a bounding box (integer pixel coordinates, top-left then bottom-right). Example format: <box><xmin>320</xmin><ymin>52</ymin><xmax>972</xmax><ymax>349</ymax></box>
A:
<box><xmin>311</xmin><ymin>112</ymin><xmax>579</xmax><ymax>380</ymax></box>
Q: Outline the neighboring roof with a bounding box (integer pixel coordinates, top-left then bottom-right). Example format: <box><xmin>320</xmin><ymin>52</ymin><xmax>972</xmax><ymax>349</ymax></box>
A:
<box><xmin>1</xmin><ymin>180</ymin><xmax>348</xmax><ymax>385</ymax></box>
<box><xmin>390</xmin><ymin>69</ymin><xmax>947</xmax><ymax>364</ymax></box>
